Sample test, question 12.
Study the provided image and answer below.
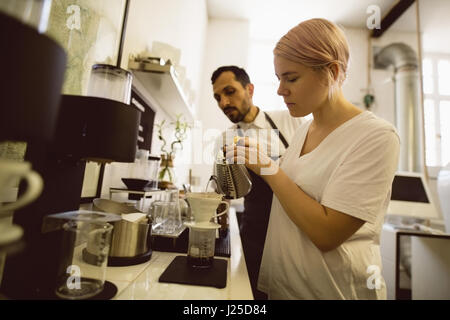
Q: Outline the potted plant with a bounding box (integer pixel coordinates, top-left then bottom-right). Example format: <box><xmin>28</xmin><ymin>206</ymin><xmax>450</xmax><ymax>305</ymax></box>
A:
<box><xmin>156</xmin><ymin>114</ymin><xmax>190</xmax><ymax>189</ymax></box>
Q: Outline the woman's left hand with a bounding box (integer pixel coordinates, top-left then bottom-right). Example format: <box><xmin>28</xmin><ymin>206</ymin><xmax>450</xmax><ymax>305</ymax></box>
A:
<box><xmin>224</xmin><ymin>137</ymin><xmax>279</xmax><ymax>176</ymax></box>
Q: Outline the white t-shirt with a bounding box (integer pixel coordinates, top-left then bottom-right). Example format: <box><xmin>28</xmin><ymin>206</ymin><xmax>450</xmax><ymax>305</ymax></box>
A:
<box><xmin>257</xmin><ymin>111</ymin><xmax>400</xmax><ymax>300</ymax></box>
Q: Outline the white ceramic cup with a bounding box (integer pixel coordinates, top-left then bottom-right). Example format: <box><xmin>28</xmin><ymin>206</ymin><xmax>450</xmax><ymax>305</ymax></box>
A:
<box><xmin>0</xmin><ymin>159</ymin><xmax>43</xmax><ymax>215</ymax></box>
<box><xmin>186</xmin><ymin>192</ymin><xmax>229</xmax><ymax>223</ymax></box>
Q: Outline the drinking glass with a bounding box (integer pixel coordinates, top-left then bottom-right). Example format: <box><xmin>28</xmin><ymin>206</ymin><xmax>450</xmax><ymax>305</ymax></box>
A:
<box><xmin>162</xmin><ymin>201</ymin><xmax>182</xmax><ymax>234</ymax></box>
<box><xmin>55</xmin><ymin>220</ymin><xmax>113</xmax><ymax>300</ymax></box>
<box><xmin>148</xmin><ymin>201</ymin><xmax>168</xmax><ymax>235</ymax></box>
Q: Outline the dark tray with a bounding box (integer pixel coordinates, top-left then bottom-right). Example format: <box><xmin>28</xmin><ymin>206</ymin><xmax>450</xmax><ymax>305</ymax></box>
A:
<box><xmin>159</xmin><ymin>256</ymin><xmax>228</xmax><ymax>288</ymax></box>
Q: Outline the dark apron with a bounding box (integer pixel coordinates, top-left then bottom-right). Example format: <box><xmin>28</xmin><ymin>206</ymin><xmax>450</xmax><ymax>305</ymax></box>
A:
<box><xmin>237</xmin><ymin>112</ymin><xmax>289</xmax><ymax>299</ymax></box>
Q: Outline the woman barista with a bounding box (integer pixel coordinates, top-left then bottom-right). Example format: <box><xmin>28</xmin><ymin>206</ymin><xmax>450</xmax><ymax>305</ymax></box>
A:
<box><xmin>226</xmin><ymin>18</ymin><xmax>400</xmax><ymax>299</ymax></box>
<box><xmin>211</xmin><ymin>65</ymin><xmax>301</xmax><ymax>300</ymax></box>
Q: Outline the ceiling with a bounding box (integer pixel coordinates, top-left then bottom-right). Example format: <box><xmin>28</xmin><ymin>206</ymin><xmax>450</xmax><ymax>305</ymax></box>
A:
<box><xmin>207</xmin><ymin>0</ymin><xmax>450</xmax><ymax>53</ymax></box>
<box><xmin>207</xmin><ymin>0</ymin><xmax>397</xmax><ymax>39</ymax></box>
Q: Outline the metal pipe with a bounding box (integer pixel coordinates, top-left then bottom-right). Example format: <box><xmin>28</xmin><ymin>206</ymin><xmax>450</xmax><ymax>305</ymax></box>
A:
<box><xmin>375</xmin><ymin>43</ymin><xmax>424</xmax><ymax>173</ymax></box>
<box><xmin>117</xmin><ymin>0</ymin><xmax>130</xmax><ymax>68</ymax></box>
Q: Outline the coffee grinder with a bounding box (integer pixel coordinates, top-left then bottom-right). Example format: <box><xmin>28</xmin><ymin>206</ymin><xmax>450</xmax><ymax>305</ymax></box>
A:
<box><xmin>0</xmin><ymin>0</ymin><xmax>141</xmax><ymax>299</ymax></box>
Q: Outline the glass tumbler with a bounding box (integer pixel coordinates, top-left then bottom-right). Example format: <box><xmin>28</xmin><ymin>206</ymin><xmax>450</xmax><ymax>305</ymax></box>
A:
<box><xmin>148</xmin><ymin>201</ymin><xmax>169</xmax><ymax>235</ymax></box>
<box><xmin>55</xmin><ymin>220</ymin><xmax>113</xmax><ymax>300</ymax></box>
<box><xmin>162</xmin><ymin>201</ymin><xmax>182</xmax><ymax>234</ymax></box>
<box><xmin>147</xmin><ymin>155</ymin><xmax>161</xmax><ymax>190</ymax></box>
<box><xmin>163</xmin><ymin>189</ymin><xmax>182</xmax><ymax>234</ymax></box>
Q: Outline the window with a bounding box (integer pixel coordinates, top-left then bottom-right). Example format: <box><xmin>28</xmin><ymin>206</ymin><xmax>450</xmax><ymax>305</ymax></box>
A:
<box><xmin>247</xmin><ymin>39</ymin><xmax>283</xmax><ymax>112</ymax></box>
<box><xmin>423</xmin><ymin>54</ymin><xmax>450</xmax><ymax>168</ymax></box>
<box><xmin>424</xmin><ymin>99</ymin><xmax>437</xmax><ymax>166</ymax></box>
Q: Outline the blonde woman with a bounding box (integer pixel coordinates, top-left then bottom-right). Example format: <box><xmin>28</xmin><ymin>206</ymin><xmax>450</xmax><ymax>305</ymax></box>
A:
<box><xmin>227</xmin><ymin>18</ymin><xmax>400</xmax><ymax>299</ymax></box>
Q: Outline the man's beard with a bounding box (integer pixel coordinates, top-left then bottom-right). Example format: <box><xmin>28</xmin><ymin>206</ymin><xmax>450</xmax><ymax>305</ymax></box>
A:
<box><xmin>224</xmin><ymin>103</ymin><xmax>251</xmax><ymax>123</ymax></box>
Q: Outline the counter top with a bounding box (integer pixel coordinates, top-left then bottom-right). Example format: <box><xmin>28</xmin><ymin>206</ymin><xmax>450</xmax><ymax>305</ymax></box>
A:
<box><xmin>106</xmin><ymin>207</ymin><xmax>253</xmax><ymax>300</ymax></box>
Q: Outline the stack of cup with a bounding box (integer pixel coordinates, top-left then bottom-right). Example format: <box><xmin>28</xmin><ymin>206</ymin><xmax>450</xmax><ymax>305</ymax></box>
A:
<box><xmin>0</xmin><ymin>159</ymin><xmax>43</xmax><ymax>246</ymax></box>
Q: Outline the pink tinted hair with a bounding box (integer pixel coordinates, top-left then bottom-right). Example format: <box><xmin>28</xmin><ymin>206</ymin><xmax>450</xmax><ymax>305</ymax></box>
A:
<box><xmin>274</xmin><ymin>18</ymin><xmax>350</xmax><ymax>100</ymax></box>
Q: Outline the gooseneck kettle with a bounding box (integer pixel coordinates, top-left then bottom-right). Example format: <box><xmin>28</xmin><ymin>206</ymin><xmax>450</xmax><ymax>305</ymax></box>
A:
<box><xmin>209</xmin><ymin>153</ymin><xmax>252</xmax><ymax>199</ymax></box>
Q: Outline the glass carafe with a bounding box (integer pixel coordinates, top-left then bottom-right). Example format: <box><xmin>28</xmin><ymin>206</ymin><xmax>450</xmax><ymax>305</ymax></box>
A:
<box><xmin>187</xmin><ymin>226</ymin><xmax>217</xmax><ymax>268</ymax></box>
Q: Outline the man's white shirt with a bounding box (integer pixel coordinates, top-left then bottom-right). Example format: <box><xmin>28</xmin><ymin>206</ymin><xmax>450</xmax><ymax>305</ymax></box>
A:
<box><xmin>214</xmin><ymin>109</ymin><xmax>304</xmax><ymax>160</ymax></box>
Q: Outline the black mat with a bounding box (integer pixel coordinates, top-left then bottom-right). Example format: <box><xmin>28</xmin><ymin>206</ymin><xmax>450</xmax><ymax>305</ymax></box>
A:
<box><xmin>159</xmin><ymin>256</ymin><xmax>228</xmax><ymax>288</ymax></box>
<box><xmin>52</xmin><ymin>280</ymin><xmax>117</xmax><ymax>300</ymax></box>
<box><xmin>87</xmin><ymin>280</ymin><xmax>118</xmax><ymax>300</ymax></box>
<box><xmin>151</xmin><ymin>228</ymin><xmax>231</xmax><ymax>257</ymax></box>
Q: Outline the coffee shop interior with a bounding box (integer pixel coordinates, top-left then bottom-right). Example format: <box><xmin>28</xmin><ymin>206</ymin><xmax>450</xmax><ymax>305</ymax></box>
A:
<box><xmin>0</xmin><ymin>0</ymin><xmax>449</xmax><ymax>300</ymax></box>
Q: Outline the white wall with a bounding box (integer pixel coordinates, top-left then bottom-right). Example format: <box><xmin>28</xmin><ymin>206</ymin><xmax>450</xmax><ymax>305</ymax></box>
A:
<box><xmin>98</xmin><ymin>0</ymin><xmax>208</xmax><ymax>199</ymax></box>
<box><xmin>121</xmin><ymin>0</ymin><xmax>207</xmax><ymax>104</ymax></box>
<box><xmin>343</xmin><ymin>27</ymin><xmax>419</xmax><ymax>127</ymax></box>
<box><xmin>190</xmin><ymin>18</ymin><xmax>250</xmax><ymax>191</ymax></box>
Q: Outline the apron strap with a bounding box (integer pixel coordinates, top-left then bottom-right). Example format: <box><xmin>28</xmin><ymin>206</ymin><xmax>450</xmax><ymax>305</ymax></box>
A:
<box><xmin>263</xmin><ymin>112</ymin><xmax>289</xmax><ymax>149</ymax></box>
<box><xmin>236</xmin><ymin>112</ymin><xmax>289</xmax><ymax>149</ymax></box>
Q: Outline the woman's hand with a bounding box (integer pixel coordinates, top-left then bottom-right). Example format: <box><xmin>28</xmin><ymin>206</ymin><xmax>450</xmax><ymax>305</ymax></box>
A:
<box><xmin>224</xmin><ymin>137</ymin><xmax>279</xmax><ymax>176</ymax></box>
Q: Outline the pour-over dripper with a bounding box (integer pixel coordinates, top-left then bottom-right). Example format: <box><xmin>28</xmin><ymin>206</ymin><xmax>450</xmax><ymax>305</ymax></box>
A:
<box><xmin>185</xmin><ymin>192</ymin><xmax>229</xmax><ymax>223</ymax></box>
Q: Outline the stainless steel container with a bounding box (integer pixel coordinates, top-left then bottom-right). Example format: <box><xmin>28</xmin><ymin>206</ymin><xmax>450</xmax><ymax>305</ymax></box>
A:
<box><xmin>92</xmin><ymin>198</ymin><xmax>151</xmax><ymax>258</ymax></box>
<box><xmin>109</xmin><ymin>218</ymin><xmax>150</xmax><ymax>257</ymax></box>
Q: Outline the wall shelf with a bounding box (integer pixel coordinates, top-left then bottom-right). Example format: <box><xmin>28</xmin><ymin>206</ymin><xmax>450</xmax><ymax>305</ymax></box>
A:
<box><xmin>128</xmin><ymin>57</ymin><xmax>194</xmax><ymax>122</ymax></box>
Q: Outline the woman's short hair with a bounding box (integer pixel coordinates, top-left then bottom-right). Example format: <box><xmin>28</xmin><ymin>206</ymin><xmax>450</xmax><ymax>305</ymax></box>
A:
<box><xmin>274</xmin><ymin>18</ymin><xmax>350</xmax><ymax>100</ymax></box>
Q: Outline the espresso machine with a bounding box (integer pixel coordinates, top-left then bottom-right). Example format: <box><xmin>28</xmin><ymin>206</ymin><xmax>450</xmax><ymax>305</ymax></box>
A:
<box><xmin>0</xmin><ymin>0</ymin><xmax>140</xmax><ymax>299</ymax></box>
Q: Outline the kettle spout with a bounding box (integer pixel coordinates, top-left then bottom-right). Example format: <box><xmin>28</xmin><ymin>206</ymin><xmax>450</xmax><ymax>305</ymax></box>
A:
<box><xmin>208</xmin><ymin>175</ymin><xmax>225</xmax><ymax>195</ymax></box>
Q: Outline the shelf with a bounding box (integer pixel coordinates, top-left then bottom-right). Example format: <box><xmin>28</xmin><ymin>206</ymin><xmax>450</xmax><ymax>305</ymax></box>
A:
<box><xmin>128</xmin><ymin>57</ymin><xmax>194</xmax><ymax>122</ymax></box>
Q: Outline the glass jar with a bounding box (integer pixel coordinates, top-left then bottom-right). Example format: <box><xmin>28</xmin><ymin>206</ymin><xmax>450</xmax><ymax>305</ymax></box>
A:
<box><xmin>158</xmin><ymin>154</ymin><xmax>175</xmax><ymax>189</ymax></box>
<box><xmin>87</xmin><ymin>64</ymin><xmax>132</xmax><ymax>104</ymax></box>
